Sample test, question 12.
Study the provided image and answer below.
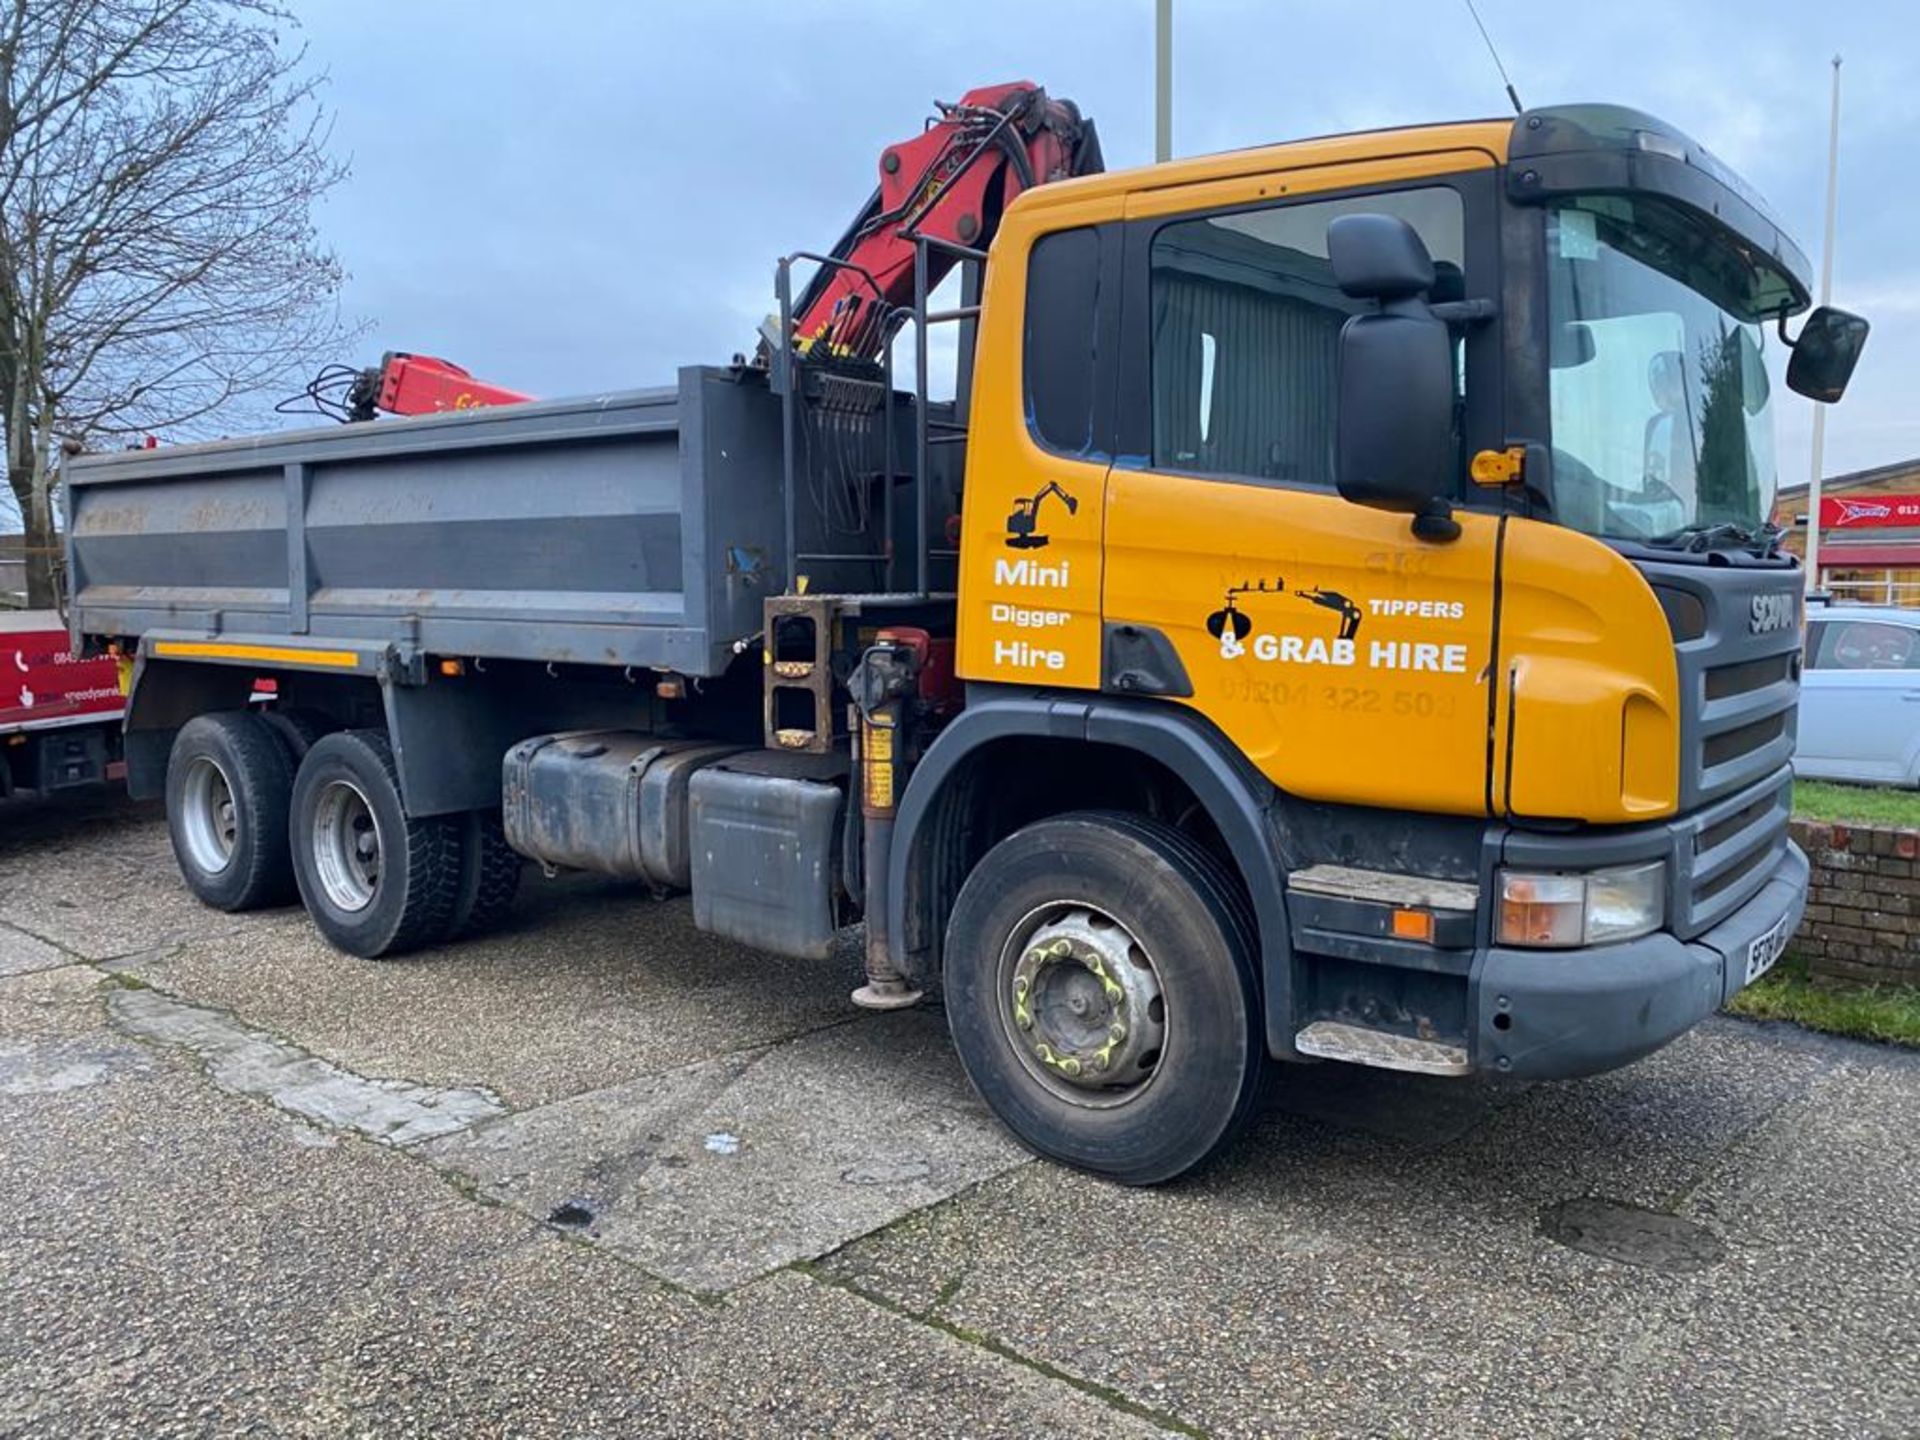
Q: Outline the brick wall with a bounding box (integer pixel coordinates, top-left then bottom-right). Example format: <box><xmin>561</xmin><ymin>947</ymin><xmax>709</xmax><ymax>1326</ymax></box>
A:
<box><xmin>1789</xmin><ymin>819</ymin><xmax>1920</xmax><ymax>988</ymax></box>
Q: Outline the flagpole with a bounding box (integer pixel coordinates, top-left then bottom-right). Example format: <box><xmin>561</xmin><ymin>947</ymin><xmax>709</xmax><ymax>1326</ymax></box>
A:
<box><xmin>1805</xmin><ymin>54</ymin><xmax>1842</xmax><ymax>593</ymax></box>
<box><xmin>1155</xmin><ymin>0</ymin><xmax>1172</xmax><ymax>163</ymax></box>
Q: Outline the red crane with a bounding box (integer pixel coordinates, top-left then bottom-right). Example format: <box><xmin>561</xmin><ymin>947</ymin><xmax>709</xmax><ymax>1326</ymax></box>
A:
<box><xmin>785</xmin><ymin>81</ymin><xmax>1101</xmax><ymax>364</ymax></box>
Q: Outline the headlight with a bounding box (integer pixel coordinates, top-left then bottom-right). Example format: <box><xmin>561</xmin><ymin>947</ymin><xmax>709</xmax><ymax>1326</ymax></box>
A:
<box><xmin>1497</xmin><ymin>860</ymin><xmax>1665</xmax><ymax>948</ymax></box>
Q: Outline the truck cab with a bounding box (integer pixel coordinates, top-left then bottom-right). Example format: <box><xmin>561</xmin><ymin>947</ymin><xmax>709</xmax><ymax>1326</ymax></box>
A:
<box><xmin>902</xmin><ymin>104</ymin><xmax>1862</xmax><ymax>1167</ymax></box>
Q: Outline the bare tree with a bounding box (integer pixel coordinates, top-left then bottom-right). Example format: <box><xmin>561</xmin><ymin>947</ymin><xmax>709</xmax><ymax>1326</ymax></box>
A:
<box><xmin>0</xmin><ymin>1</ymin><xmax>350</xmax><ymax>606</ymax></box>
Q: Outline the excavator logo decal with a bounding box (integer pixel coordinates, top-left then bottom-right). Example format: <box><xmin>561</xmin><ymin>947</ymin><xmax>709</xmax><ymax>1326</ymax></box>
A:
<box><xmin>1004</xmin><ymin>481</ymin><xmax>1078</xmax><ymax>550</ymax></box>
<box><xmin>1207</xmin><ymin>579</ymin><xmax>1363</xmax><ymax>660</ymax></box>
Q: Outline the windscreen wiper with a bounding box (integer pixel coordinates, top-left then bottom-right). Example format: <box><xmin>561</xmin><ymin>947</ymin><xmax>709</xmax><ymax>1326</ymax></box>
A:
<box><xmin>1646</xmin><ymin>522</ymin><xmax>1761</xmax><ymax>554</ymax></box>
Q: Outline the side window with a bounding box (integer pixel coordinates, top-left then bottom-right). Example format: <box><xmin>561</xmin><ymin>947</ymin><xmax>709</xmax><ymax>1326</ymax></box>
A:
<box><xmin>1815</xmin><ymin>620</ymin><xmax>1920</xmax><ymax>671</ymax></box>
<box><xmin>1148</xmin><ymin>185</ymin><xmax>1466</xmax><ymax>485</ymax></box>
<box><xmin>1024</xmin><ymin>227</ymin><xmax>1101</xmax><ymax>455</ymax></box>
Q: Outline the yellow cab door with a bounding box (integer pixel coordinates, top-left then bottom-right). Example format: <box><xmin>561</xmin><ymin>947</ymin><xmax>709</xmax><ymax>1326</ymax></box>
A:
<box><xmin>1102</xmin><ymin>150</ymin><xmax>1507</xmax><ymax>817</ymax></box>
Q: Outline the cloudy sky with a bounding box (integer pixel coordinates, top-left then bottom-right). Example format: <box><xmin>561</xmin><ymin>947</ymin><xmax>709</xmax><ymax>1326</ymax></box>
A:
<box><xmin>288</xmin><ymin>0</ymin><xmax>1910</xmax><ymax>487</ymax></box>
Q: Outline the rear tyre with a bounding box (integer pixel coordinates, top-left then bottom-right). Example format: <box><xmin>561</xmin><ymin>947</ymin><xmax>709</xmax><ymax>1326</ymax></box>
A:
<box><xmin>448</xmin><ymin>810</ymin><xmax>522</xmax><ymax>940</ymax></box>
<box><xmin>290</xmin><ymin>729</ymin><xmax>459</xmax><ymax>959</ymax></box>
<box><xmin>260</xmin><ymin>706</ymin><xmax>335</xmax><ymax>764</ymax></box>
<box><xmin>165</xmin><ymin>712</ymin><xmax>298</xmax><ymax>911</ymax></box>
<box><xmin>944</xmin><ymin>810</ymin><xmax>1264</xmax><ymax>1185</ymax></box>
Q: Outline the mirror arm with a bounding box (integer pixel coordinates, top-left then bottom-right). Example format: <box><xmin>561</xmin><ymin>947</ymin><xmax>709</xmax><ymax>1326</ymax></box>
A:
<box><xmin>1776</xmin><ymin>304</ymin><xmax>1800</xmax><ymax>348</ymax></box>
<box><xmin>1430</xmin><ymin>298</ymin><xmax>1497</xmax><ymax>325</ymax></box>
<box><xmin>1411</xmin><ymin>500</ymin><xmax>1461</xmax><ymax>544</ymax></box>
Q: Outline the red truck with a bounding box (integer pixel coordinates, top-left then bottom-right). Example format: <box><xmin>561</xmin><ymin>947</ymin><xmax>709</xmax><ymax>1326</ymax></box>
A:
<box><xmin>0</xmin><ymin>611</ymin><xmax>125</xmax><ymax>799</ymax></box>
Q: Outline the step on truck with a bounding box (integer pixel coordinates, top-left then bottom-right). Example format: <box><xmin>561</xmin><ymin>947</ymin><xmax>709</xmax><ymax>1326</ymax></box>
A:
<box><xmin>67</xmin><ymin>92</ymin><xmax>1868</xmax><ymax>1182</ymax></box>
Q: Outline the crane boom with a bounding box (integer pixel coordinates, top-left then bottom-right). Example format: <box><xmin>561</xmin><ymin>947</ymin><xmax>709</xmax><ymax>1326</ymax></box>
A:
<box><xmin>787</xmin><ymin>82</ymin><xmax>1101</xmax><ymax>363</ymax></box>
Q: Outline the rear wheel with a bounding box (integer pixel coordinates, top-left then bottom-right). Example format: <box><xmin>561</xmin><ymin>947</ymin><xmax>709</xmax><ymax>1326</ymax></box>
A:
<box><xmin>260</xmin><ymin>706</ymin><xmax>335</xmax><ymax>765</ymax></box>
<box><xmin>448</xmin><ymin>810</ymin><xmax>522</xmax><ymax>940</ymax></box>
<box><xmin>290</xmin><ymin>729</ymin><xmax>459</xmax><ymax>958</ymax></box>
<box><xmin>165</xmin><ymin>712</ymin><xmax>297</xmax><ymax>910</ymax></box>
<box><xmin>944</xmin><ymin>811</ymin><xmax>1263</xmax><ymax>1185</ymax></box>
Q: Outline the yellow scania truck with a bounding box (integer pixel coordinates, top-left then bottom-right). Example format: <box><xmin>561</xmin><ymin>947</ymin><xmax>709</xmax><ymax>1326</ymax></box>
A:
<box><xmin>69</xmin><ymin>93</ymin><xmax>1868</xmax><ymax>1181</ymax></box>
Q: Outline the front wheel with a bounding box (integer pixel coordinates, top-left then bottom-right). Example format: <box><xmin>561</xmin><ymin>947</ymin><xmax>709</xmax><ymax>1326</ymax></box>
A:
<box><xmin>290</xmin><ymin>730</ymin><xmax>459</xmax><ymax>959</ymax></box>
<box><xmin>943</xmin><ymin>811</ymin><xmax>1264</xmax><ymax>1185</ymax></box>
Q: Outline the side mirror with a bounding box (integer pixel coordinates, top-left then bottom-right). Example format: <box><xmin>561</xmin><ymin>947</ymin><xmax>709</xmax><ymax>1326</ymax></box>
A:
<box><xmin>1328</xmin><ymin>214</ymin><xmax>1457</xmax><ymax>541</ymax></box>
<box><xmin>1785</xmin><ymin>305</ymin><xmax>1869</xmax><ymax>403</ymax></box>
<box><xmin>1550</xmin><ymin>321</ymin><xmax>1596</xmax><ymax>369</ymax></box>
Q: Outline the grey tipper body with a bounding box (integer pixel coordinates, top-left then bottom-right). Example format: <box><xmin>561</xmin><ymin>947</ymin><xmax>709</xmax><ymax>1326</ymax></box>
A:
<box><xmin>66</xmin><ymin>368</ymin><xmax>784</xmax><ymax>678</ymax></box>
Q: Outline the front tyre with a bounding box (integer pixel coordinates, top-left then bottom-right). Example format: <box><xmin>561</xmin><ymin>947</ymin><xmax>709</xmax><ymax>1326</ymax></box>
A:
<box><xmin>944</xmin><ymin>811</ymin><xmax>1264</xmax><ymax>1185</ymax></box>
<box><xmin>290</xmin><ymin>730</ymin><xmax>459</xmax><ymax>959</ymax></box>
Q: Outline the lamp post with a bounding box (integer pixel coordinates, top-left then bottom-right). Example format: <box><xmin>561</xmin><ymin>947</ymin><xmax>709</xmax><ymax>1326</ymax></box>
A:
<box><xmin>1805</xmin><ymin>54</ymin><xmax>1842</xmax><ymax>593</ymax></box>
<box><xmin>1155</xmin><ymin>0</ymin><xmax>1172</xmax><ymax>163</ymax></box>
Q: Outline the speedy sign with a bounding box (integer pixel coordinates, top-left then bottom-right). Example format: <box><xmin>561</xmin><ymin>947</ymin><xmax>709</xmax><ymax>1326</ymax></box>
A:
<box><xmin>1</xmin><ymin>620</ymin><xmax>123</xmax><ymax>730</ymax></box>
<box><xmin>1819</xmin><ymin>494</ymin><xmax>1920</xmax><ymax>529</ymax></box>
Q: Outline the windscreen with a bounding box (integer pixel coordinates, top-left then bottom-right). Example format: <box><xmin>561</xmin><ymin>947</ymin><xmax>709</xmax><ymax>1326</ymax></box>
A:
<box><xmin>1545</xmin><ymin>195</ymin><xmax>1783</xmax><ymax>544</ymax></box>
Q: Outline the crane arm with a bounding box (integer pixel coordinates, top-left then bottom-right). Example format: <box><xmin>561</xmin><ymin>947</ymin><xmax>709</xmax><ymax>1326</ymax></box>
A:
<box><xmin>787</xmin><ymin>82</ymin><xmax>1102</xmax><ymax>364</ymax></box>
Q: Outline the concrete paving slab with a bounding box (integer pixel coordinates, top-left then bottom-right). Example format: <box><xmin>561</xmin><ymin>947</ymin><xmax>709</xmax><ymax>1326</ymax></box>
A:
<box><xmin>110</xmin><ymin>986</ymin><xmax>506</xmax><ymax>1146</ymax></box>
<box><xmin>0</xmin><ymin>964</ymin><xmax>154</xmax><ymax>1097</ymax></box>
<box><xmin>0</xmin><ymin>796</ymin><xmax>201</xmax><ymax>960</ymax></box>
<box><xmin>820</xmin><ymin>1017</ymin><xmax>1893</xmax><ymax>1438</ymax></box>
<box><xmin>0</xmin><ymin>789</ymin><xmax>163</xmax><ymax>870</ymax></box>
<box><xmin>0</xmin><ymin>918</ymin><xmax>74</xmax><ymax>977</ymax></box>
<box><xmin>1639</xmin><ymin>1054</ymin><xmax>1920</xmax><ymax>1439</ymax></box>
<box><xmin>0</xmin><ymin>964</ymin><xmax>1171</xmax><ymax>1439</ymax></box>
<box><xmin>5</xmin><ymin>797</ymin><xmax>1916</xmax><ymax>1436</ymax></box>
<box><xmin>104</xmin><ymin>864</ymin><xmax>868</xmax><ymax>1109</ymax></box>
<box><xmin>0</xmin><ymin>874</ymin><xmax>256</xmax><ymax>961</ymax></box>
<box><xmin>425</xmin><ymin>1010</ymin><xmax>1029</xmax><ymax>1291</ymax></box>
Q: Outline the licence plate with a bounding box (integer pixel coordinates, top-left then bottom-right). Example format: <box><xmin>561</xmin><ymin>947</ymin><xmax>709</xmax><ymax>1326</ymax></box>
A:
<box><xmin>1745</xmin><ymin>912</ymin><xmax>1791</xmax><ymax>985</ymax></box>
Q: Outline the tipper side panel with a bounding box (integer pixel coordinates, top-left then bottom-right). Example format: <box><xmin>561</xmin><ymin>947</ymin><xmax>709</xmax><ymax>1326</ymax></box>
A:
<box><xmin>67</xmin><ymin>367</ymin><xmax>786</xmax><ymax>677</ymax></box>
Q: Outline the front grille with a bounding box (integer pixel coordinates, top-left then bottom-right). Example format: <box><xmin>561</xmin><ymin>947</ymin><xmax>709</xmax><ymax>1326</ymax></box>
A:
<box><xmin>1702</xmin><ymin>712</ymin><xmax>1788</xmax><ymax>769</ymax></box>
<box><xmin>1696</xmin><ymin>787</ymin><xmax>1777</xmax><ymax>855</ymax></box>
<box><xmin>1644</xmin><ymin>560</ymin><xmax>1802</xmax><ymax>811</ymax></box>
<box><xmin>1675</xmin><ymin>768</ymin><xmax>1792</xmax><ymax>938</ymax></box>
<box><xmin>1637</xmin><ymin>557</ymin><xmax>1802</xmax><ymax>939</ymax></box>
<box><xmin>1703</xmin><ymin>652</ymin><xmax>1794</xmax><ymax>702</ymax></box>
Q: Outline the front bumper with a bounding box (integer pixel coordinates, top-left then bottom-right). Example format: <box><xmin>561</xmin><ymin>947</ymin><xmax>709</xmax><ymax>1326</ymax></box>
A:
<box><xmin>1470</xmin><ymin>841</ymin><xmax>1808</xmax><ymax>1080</ymax></box>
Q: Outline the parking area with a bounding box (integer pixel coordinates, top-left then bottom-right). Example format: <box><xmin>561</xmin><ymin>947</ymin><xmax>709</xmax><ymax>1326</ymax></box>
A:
<box><xmin>2</xmin><ymin>792</ymin><xmax>1916</xmax><ymax>1438</ymax></box>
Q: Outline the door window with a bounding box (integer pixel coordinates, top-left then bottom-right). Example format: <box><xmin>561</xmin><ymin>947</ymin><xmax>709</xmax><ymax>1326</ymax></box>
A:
<box><xmin>1148</xmin><ymin>186</ymin><xmax>1466</xmax><ymax>486</ymax></box>
<box><xmin>1025</xmin><ymin>226</ymin><xmax>1102</xmax><ymax>455</ymax></box>
<box><xmin>1810</xmin><ymin>620</ymin><xmax>1920</xmax><ymax>671</ymax></box>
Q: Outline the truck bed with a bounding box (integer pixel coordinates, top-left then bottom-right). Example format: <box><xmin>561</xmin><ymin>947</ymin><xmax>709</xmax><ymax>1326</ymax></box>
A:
<box><xmin>67</xmin><ymin>366</ymin><xmax>787</xmax><ymax>677</ymax></box>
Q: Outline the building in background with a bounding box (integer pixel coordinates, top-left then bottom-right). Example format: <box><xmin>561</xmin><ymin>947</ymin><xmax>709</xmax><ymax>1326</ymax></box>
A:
<box><xmin>1773</xmin><ymin>458</ymin><xmax>1920</xmax><ymax>606</ymax></box>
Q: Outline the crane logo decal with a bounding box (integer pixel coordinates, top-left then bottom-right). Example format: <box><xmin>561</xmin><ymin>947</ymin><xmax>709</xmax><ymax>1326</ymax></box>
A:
<box><xmin>1004</xmin><ymin>481</ymin><xmax>1078</xmax><ymax>549</ymax></box>
<box><xmin>1207</xmin><ymin>579</ymin><xmax>1363</xmax><ymax>661</ymax></box>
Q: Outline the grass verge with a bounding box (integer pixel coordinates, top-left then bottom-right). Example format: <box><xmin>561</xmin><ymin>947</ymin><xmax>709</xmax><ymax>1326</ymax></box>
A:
<box><xmin>1792</xmin><ymin>780</ymin><xmax>1920</xmax><ymax>828</ymax></box>
<box><xmin>1726</xmin><ymin>954</ymin><xmax>1920</xmax><ymax>1048</ymax></box>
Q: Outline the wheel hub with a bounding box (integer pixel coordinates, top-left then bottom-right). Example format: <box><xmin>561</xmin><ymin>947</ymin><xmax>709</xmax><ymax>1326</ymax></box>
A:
<box><xmin>179</xmin><ymin>756</ymin><xmax>238</xmax><ymax>875</ymax></box>
<box><xmin>312</xmin><ymin>779</ymin><xmax>381</xmax><ymax>914</ymax></box>
<box><xmin>1007</xmin><ymin>908</ymin><xmax>1165</xmax><ymax>1094</ymax></box>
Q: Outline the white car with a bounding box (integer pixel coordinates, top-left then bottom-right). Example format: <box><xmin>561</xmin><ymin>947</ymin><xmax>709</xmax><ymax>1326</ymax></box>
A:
<box><xmin>1796</xmin><ymin>604</ymin><xmax>1920</xmax><ymax>786</ymax></box>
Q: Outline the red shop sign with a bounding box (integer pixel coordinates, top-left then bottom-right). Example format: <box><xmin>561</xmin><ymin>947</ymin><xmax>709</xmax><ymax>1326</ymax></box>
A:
<box><xmin>1820</xmin><ymin>494</ymin><xmax>1920</xmax><ymax>529</ymax></box>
